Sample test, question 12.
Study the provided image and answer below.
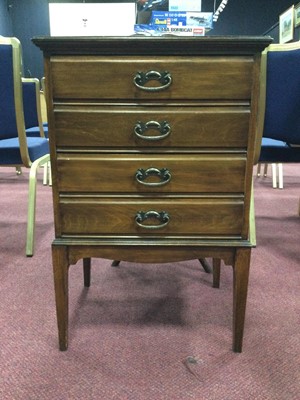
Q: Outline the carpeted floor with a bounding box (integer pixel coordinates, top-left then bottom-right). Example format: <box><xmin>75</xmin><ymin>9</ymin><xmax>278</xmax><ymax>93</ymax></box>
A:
<box><xmin>0</xmin><ymin>165</ymin><xmax>299</xmax><ymax>400</ymax></box>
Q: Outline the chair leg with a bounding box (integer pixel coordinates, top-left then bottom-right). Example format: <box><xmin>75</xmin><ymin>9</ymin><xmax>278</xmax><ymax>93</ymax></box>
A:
<box><xmin>278</xmin><ymin>163</ymin><xmax>283</xmax><ymax>189</ymax></box>
<box><xmin>16</xmin><ymin>166</ymin><xmax>22</xmax><ymax>175</ymax></box>
<box><xmin>256</xmin><ymin>163</ymin><xmax>261</xmax><ymax>177</ymax></box>
<box><xmin>271</xmin><ymin>163</ymin><xmax>277</xmax><ymax>188</ymax></box>
<box><xmin>48</xmin><ymin>161</ymin><xmax>52</xmax><ymax>186</ymax></box>
<box><xmin>43</xmin><ymin>161</ymin><xmax>48</xmax><ymax>185</ymax></box>
<box><xmin>26</xmin><ymin>154</ymin><xmax>50</xmax><ymax>256</ymax></box>
<box><xmin>263</xmin><ymin>163</ymin><xmax>268</xmax><ymax>177</ymax></box>
<box><xmin>257</xmin><ymin>163</ymin><xmax>268</xmax><ymax>178</ymax></box>
<box><xmin>43</xmin><ymin>161</ymin><xmax>52</xmax><ymax>186</ymax></box>
<box><xmin>259</xmin><ymin>163</ymin><xmax>283</xmax><ymax>189</ymax></box>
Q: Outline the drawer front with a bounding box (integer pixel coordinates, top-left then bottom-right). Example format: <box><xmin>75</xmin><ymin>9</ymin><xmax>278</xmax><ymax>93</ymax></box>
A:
<box><xmin>51</xmin><ymin>56</ymin><xmax>254</xmax><ymax>100</ymax></box>
<box><xmin>54</xmin><ymin>106</ymin><xmax>250</xmax><ymax>148</ymax></box>
<box><xmin>56</xmin><ymin>154</ymin><xmax>246</xmax><ymax>193</ymax></box>
<box><xmin>59</xmin><ymin>198</ymin><xmax>244</xmax><ymax>236</ymax></box>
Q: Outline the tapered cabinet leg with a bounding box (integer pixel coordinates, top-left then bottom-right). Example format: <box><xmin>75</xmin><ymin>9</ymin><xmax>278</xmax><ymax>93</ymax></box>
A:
<box><xmin>52</xmin><ymin>245</ymin><xmax>69</xmax><ymax>351</ymax></box>
<box><xmin>212</xmin><ymin>258</ymin><xmax>221</xmax><ymax>288</ymax></box>
<box><xmin>198</xmin><ymin>258</ymin><xmax>212</xmax><ymax>273</ymax></box>
<box><xmin>83</xmin><ymin>258</ymin><xmax>91</xmax><ymax>287</ymax></box>
<box><xmin>232</xmin><ymin>248</ymin><xmax>251</xmax><ymax>353</ymax></box>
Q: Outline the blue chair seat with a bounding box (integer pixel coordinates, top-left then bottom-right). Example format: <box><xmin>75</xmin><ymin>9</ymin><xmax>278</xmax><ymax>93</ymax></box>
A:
<box><xmin>26</xmin><ymin>124</ymin><xmax>48</xmax><ymax>138</ymax></box>
<box><xmin>260</xmin><ymin>138</ymin><xmax>300</xmax><ymax>163</ymax></box>
<box><xmin>0</xmin><ymin>137</ymin><xmax>49</xmax><ymax>165</ymax></box>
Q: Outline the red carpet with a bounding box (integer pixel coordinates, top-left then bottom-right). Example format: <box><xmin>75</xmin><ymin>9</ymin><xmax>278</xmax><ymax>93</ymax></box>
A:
<box><xmin>0</xmin><ymin>165</ymin><xmax>299</xmax><ymax>399</ymax></box>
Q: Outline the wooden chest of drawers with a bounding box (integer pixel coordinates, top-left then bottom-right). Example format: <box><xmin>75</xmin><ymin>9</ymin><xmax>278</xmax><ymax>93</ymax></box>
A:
<box><xmin>33</xmin><ymin>36</ymin><xmax>272</xmax><ymax>352</ymax></box>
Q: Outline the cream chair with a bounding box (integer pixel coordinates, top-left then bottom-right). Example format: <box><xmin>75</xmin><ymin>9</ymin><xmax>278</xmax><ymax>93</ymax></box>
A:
<box><xmin>0</xmin><ymin>37</ymin><xmax>50</xmax><ymax>256</ymax></box>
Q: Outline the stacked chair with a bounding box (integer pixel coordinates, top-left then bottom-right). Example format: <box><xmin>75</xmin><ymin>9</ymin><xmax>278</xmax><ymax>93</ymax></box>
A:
<box><xmin>0</xmin><ymin>36</ymin><xmax>50</xmax><ymax>256</ymax></box>
<box><xmin>256</xmin><ymin>41</ymin><xmax>300</xmax><ymax>190</ymax></box>
<box><xmin>22</xmin><ymin>77</ymin><xmax>48</xmax><ymax>139</ymax></box>
<box><xmin>22</xmin><ymin>77</ymin><xmax>51</xmax><ymax>185</ymax></box>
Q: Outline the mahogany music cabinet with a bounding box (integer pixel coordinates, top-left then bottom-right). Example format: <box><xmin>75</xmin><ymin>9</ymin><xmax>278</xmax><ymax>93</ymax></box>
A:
<box><xmin>33</xmin><ymin>36</ymin><xmax>272</xmax><ymax>351</ymax></box>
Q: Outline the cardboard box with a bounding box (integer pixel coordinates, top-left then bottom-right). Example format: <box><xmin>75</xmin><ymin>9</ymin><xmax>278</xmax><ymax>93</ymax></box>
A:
<box><xmin>169</xmin><ymin>0</ymin><xmax>202</xmax><ymax>12</ymax></box>
<box><xmin>134</xmin><ymin>24</ymin><xmax>205</xmax><ymax>36</ymax></box>
<box><xmin>151</xmin><ymin>11</ymin><xmax>213</xmax><ymax>29</ymax></box>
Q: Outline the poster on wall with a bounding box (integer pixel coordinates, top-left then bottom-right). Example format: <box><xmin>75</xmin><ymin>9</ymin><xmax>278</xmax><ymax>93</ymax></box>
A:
<box><xmin>49</xmin><ymin>3</ymin><xmax>137</xmax><ymax>36</ymax></box>
<box><xmin>295</xmin><ymin>2</ymin><xmax>300</xmax><ymax>28</ymax></box>
<box><xmin>279</xmin><ymin>5</ymin><xmax>294</xmax><ymax>44</ymax></box>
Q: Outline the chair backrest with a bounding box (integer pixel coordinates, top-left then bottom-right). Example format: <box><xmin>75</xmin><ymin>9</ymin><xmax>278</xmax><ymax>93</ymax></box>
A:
<box><xmin>0</xmin><ymin>37</ymin><xmax>31</xmax><ymax>166</ymax></box>
<box><xmin>0</xmin><ymin>39</ymin><xmax>19</xmax><ymax>140</ymax></box>
<box><xmin>41</xmin><ymin>76</ymin><xmax>46</xmax><ymax>94</ymax></box>
<box><xmin>258</xmin><ymin>42</ymin><xmax>300</xmax><ymax>146</ymax></box>
<box><xmin>22</xmin><ymin>77</ymin><xmax>45</xmax><ymax>137</ymax></box>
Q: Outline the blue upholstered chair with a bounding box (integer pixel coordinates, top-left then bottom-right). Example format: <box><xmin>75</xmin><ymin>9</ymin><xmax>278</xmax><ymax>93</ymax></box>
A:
<box><xmin>256</xmin><ymin>41</ymin><xmax>300</xmax><ymax>189</ymax></box>
<box><xmin>22</xmin><ymin>77</ymin><xmax>48</xmax><ymax>139</ymax></box>
<box><xmin>22</xmin><ymin>77</ymin><xmax>50</xmax><ymax>184</ymax></box>
<box><xmin>0</xmin><ymin>37</ymin><xmax>50</xmax><ymax>256</ymax></box>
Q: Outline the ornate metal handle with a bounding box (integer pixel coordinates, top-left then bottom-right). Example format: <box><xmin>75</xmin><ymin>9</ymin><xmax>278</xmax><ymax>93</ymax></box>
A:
<box><xmin>135</xmin><ymin>167</ymin><xmax>171</xmax><ymax>187</ymax></box>
<box><xmin>134</xmin><ymin>120</ymin><xmax>171</xmax><ymax>141</ymax></box>
<box><xmin>133</xmin><ymin>70</ymin><xmax>172</xmax><ymax>91</ymax></box>
<box><xmin>135</xmin><ymin>211</ymin><xmax>170</xmax><ymax>229</ymax></box>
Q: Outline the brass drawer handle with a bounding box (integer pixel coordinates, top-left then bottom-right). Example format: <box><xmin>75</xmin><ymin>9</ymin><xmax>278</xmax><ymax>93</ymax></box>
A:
<box><xmin>134</xmin><ymin>120</ymin><xmax>171</xmax><ymax>141</ymax></box>
<box><xmin>133</xmin><ymin>70</ymin><xmax>172</xmax><ymax>91</ymax></box>
<box><xmin>135</xmin><ymin>167</ymin><xmax>171</xmax><ymax>186</ymax></box>
<box><xmin>135</xmin><ymin>211</ymin><xmax>170</xmax><ymax>229</ymax></box>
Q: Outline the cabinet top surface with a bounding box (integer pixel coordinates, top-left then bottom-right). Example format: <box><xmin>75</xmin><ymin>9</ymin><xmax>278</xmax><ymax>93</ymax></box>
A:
<box><xmin>32</xmin><ymin>36</ymin><xmax>273</xmax><ymax>56</ymax></box>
